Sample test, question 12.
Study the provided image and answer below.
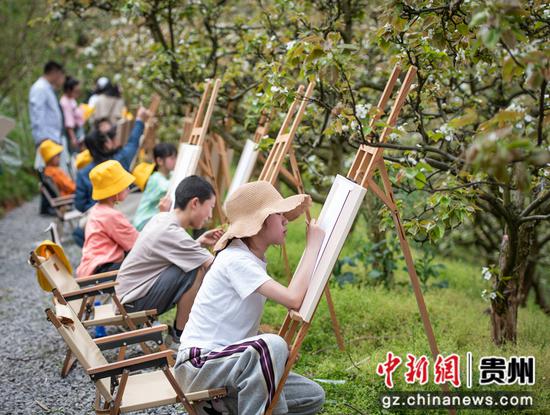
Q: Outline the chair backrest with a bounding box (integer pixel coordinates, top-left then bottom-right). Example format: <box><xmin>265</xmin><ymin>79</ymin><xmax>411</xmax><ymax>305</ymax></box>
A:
<box><xmin>47</xmin><ymin>304</ymin><xmax>112</xmax><ymax>400</ymax></box>
<box><xmin>38</xmin><ymin>170</ymin><xmax>61</xmax><ymax>199</ymax></box>
<box><xmin>36</xmin><ymin>252</ymin><xmax>85</xmax><ymax>313</ymax></box>
<box><xmin>39</xmin><ymin>253</ymin><xmax>79</xmax><ymax>293</ymax></box>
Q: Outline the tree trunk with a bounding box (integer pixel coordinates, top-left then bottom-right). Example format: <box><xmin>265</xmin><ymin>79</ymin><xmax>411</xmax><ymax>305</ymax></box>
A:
<box><xmin>490</xmin><ymin>221</ymin><xmax>536</xmax><ymax>345</ymax></box>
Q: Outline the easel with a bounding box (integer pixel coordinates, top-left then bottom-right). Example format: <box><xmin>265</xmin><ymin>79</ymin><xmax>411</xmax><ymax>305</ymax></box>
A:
<box><xmin>139</xmin><ymin>94</ymin><xmax>161</xmax><ymax>162</ymax></box>
<box><xmin>255</xmin><ymin>82</ymin><xmax>345</xmax><ymax>352</ymax></box>
<box><xmin>226</xmin><ymin>110</ymin><xmax>272</xmax><ymax>197</ymax></box>
<box><xmin>179</xmin><ymin>96</ymin><xmax>232</xmax><ymax>223</ymax></box>
<box><xmin>168</xmin><ymin>80</ymin><xmax>221</xmax><ymax>207</ymax></box>
<box><xmin>266</xmin><ymin>65</ymin><xmax>452</xmax><ymax>415</ymax></box>
<box><xmin>128</xmin><ymin>94</ymin><xmax>161</xmax><ymax>171</ymax></box>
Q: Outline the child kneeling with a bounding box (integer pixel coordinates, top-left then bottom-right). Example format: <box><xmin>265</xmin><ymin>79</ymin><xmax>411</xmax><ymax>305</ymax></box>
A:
<box><xmin>175</xmin><ymin>181</ymin><xmax>326</xmax><ymax>414</ymax></box>
<box><xmin>76</xmin><ymin>160</ymin><xmax>138</xmax><ymax>277</ymax></box>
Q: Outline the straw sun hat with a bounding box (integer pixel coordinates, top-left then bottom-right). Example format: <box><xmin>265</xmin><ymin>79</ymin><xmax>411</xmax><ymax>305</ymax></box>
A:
<box><xmin>214</xmin><ymin>181</ymin><xmax>311</xmax><ymax>251</ymax></box>
<box><xmin>90</xmin><ymin>160</ymin><xmax>135</xmax><ymax>201</ymax></box>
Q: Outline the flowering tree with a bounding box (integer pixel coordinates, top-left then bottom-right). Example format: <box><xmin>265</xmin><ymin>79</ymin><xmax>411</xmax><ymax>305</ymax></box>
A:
<box><xmin>50</xmin><ymin>0</ymin><xmax>549</xmax><ymax>345</ymax></box>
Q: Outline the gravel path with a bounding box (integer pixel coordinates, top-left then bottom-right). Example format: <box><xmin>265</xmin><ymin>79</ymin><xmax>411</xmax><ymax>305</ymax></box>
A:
<box><xmin>0</xmin><ymin>197</ymin><xmax>183</xmax><ymax>414</ymax></box>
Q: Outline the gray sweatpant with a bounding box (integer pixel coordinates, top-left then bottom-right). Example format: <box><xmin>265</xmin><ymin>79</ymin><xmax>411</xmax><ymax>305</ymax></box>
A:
<box><xmin>174</xmin><ymin>333</ymin><xmax>325</xmax><ymax>414</ymax></box>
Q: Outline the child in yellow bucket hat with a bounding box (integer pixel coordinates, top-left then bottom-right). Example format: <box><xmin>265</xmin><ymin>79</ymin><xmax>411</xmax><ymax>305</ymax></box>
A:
<box><xmin>39</xmin><ymin>139</ymin><xmax>76</xmax><ymax>196</ymax></box>
<box><xmin>132</xmin><ymin>142</ymin><xmax>178</xmax><ymax>231</ymax></box>
<box><xmin>76</xmin><ymin>160</ymin><xmax>139</xmax><ymax>278</ymax></box>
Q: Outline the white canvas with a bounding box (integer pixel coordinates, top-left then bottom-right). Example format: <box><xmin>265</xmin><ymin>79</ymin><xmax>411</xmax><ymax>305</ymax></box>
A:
<box><xmin>296</xmin><ymin>175</ymin><xmax>366</xmax><ymax>322</ymax></box>
<box><xmin>227</xmin><ymin>139</ymin><xmax>259</xmax><ymax>198</ymax></box>
<box><xmin>169</xmin><ymin>143</ymin><xmax>203</xmax><ymax>208</ymax></box>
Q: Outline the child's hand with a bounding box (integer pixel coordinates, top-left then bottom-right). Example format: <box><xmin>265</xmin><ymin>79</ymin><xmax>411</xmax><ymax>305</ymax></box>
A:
<box><xmin>306</xmin><ymin>218</ymin><xmax>325</xmax><ymax>245</ymax></box>
<box><xmin>158</xmin><ymin>195</ymin><xmax>172</xmax><ymax>212</ymax></box>
<box><xmin>136</xmin><ymin>106</ymin><xmax>151</xmax><ymax>123</ymax></box>
<box><xmin>197</xmin><ymin>228</ymin><xmax>225</xmax><ymax>248</ymax></box>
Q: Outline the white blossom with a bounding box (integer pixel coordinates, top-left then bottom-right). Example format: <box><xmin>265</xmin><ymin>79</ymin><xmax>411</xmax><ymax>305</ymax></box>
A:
<box><xmin>482</xmin><ymin>267</ymin><xmax>492</xmax><ymax>280</ymax></box>
<box><xmin>284</xmin><ymin>39</ymin><xmax>296</xmax><ymax>51</ymax></box>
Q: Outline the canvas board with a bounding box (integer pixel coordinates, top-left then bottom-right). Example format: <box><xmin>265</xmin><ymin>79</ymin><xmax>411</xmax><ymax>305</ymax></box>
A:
<box><xmin>169</xmin><ymin>143</ymin><xmax>202</xmax><ymax>207</ymax></box>
<box><xmin>296</xmin><ymin>175</ymin><xmax>366</xmax><ymax>322</ymax></box>
<box><xmin>227</xmin><ymin>139</ymin><xmax>259</xmax><ymax>198</ymax></box>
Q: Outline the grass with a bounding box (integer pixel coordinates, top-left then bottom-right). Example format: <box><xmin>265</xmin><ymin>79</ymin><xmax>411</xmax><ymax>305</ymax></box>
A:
<box><xmin>163</xmin><ymin>201</ymin><xmax>550</xmax><ymax>414</ymax></box>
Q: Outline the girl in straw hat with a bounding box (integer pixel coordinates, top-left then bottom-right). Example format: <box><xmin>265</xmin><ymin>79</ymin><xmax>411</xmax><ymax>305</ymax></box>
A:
<box><xmin>76</xmin><ymin>160</ymin><xmax>138</xmax><ymax>278</ymax></box>
<box><xmin>175</xmin><ymin>181</ymin><xmax>326</xmax><ymax>415</ymax></box>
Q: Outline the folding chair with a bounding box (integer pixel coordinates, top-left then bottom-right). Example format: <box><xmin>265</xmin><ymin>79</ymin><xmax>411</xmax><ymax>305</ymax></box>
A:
<box><xmin>45</xmin><ymin>293</ymin><xmax>226</xmax><ymax>414</ymax></box>
<box><xmin>38</xmin><ymin>170</ymin><xmax>82</xmax><ymax>240</ymax></box>
<box><xmin>29</xmin><ymin>243</ymin><xmax>157</xmax><ymax>377</ymax></box>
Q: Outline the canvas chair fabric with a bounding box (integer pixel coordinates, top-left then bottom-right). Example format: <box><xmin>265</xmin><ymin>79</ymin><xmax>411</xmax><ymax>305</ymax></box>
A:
<box><xmin>33</xmin><ymin>241</ymin><xmax>153</xmax><ymax>326</ymax></box>
<box><xmin>48</xmin><ymin>304</ymin><xmax>226</xmax><ymax>413</ymax></box>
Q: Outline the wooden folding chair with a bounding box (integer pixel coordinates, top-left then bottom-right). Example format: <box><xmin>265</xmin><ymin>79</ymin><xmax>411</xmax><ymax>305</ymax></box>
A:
<box><xmin>45</xmin><ymin>294</ymin><xmax>226</xmax><ymax>414</ymax></box>
<box><xmin>38</xmin><ymin>170</ymin><xmax>82</xmax><ymax>240</ymax></box>
<box><xmin>29</xmin><ymin>246</ymin><xmax>157</xmax><ymax>377</ymax></box>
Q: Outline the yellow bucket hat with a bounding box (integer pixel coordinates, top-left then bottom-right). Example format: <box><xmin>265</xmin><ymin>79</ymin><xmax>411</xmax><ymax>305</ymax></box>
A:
<box><xmin>75</xmin><ymin>149</ymin><xmax>93</xmax><ymax>170</ymax></box>
<box><xmin>39</xmin><ymin>139</ymin><xmax>63</xmax><ymax>164</ymax></box>
<box><xmin>132</xmin><ymin>162</ymin><xmax>155</xmax><ymax>191</ymax></box>
<box><xmin>34</xmin><ymin>240</ymin><xmax>72</xmax><ymax>292</ymax></box>
<box><xmin>90</xmin><ymin>160</ymin><xmax>135</xmax><ymax>200</ymax></box>
<box><xmin>80</xmin><ymin>103</ymin><xmax>95</xmax><ymax>122</ymax></box>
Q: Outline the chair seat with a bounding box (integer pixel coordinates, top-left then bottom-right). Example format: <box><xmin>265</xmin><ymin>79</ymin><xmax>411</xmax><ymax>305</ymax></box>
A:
<box><xmin>82</xmin><ymin>304</ymin><xmax>154</xmax><ymax>327</ymax></box>
<box><xmin>119</xmin><ymin>368</ymin><xmax>226</xmax><ymax>413</ymax></box>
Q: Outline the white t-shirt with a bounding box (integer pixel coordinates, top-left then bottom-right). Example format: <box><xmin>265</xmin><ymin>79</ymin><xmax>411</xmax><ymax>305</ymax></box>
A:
<box><xmin>180</xmin><ymin>239</ymin><xmax>272</xmax><ymax>351</ymax></box>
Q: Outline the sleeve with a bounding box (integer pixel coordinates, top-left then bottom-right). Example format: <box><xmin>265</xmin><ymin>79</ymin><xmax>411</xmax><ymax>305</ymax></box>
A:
<box><xmin>158</xmin><ymin>225</ymin><xmax>213</xmax><ymax>272</ymax></box>
<box><xmin>144</xmin><ymin>174</ymin><xmax>168</xmax><ymax>209</ymax></box>
<box><xmin>60</xmin><ymin>97</ymin><xmax>75</xmax><ymax>129</ymax></box>
<box><xmin>29</xmin><ymin>88</ymin><xmax>47</xmax><ymax>144</ymax></box>
<box><xmin>75</xmin><ymin>169</ymin><xmax>94</xmax><ymax>212</ymax></box>
<box><xmin>115</xmin><ymin>120</ymin><xmax>144</xmax><ymax>170</ymax></box>
<box><xmin>106</xmin><ymin>211</ymin><xmax>139</xmax><ymax>252</ymax></box>
<box><xmin>228</xmin><ymin>255</ymin><xmax>272</xmax><ymax>300</ymax></box>
<box><xmin>51</xmin><ymin>168</ymin><xmax>76</xmax><ymax>195</ymax></box>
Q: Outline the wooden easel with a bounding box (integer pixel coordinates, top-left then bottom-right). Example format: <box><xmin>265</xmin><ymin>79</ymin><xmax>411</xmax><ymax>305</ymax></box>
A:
<box><xmin>178</xmin><ymin>95</ymin><xmax>232</xmax><ymax>223</ymax></box>
<box><xmin>140</xmin><ymin>94</ymin><xmax>161</xmax><ymax>160</ymax></box>
<box><xmin>266</xmin><ymin>65</ymin><xmax>452</xmax><ymax>415</ymax></box>
<box><xmin>169</xmin><ymin>80</ymin><xmax>221</xmax><ymax>206</ymax></box>
<box><xmin>129</xmin><ymin>94</ymin><xmax>161</xmax><ymax>170</ymax></box>
<box><xmin>226</xmin><ymin>110</ymin><xmax>272</xmax><ymax>197</ymax></box>
<box><xmin>255</xmin><ymin>82</ymin><xmax>345</xmax><ymax>352</ymax></box>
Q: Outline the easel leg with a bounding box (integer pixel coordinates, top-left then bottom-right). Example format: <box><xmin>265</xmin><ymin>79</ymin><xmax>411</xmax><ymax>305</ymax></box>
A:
<box><xmin>324</xmin><ymin>287</ymin><xmax>345</xmax><ymax>351</ymax></box>
<box><xmin>265</xmin><ymin>322</ymin><xmax>310</xmax><ymax>415</ymax></box>
<box><xmin>378</xmin><ymin>165</ymin><xmax>455</xmax><ymax>415</ymax></box>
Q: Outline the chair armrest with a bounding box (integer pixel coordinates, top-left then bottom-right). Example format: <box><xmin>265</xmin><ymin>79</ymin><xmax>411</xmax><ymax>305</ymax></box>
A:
<box><xmin>62</xmin><ymin>281</ymin><xmax>117</xmax><ymax>301</ymax></box>
<box><xmin>50</xmin><ymin>197</ymin><xmax>75</xmax><ymax>208</ymax></box>
<box><xmin>76</xmin><ymin>270</ymin><xmax>118</xmax><ymax>287</ymax></box>
<box><xmin>94</xmin><ymin>324</ymin><xmax>165</xmax><ymax>351</ymax></box>
<box><xmin>87</xmin><ymin>350</ymin><xmax>173</xmax><ymax>380</ymax></box>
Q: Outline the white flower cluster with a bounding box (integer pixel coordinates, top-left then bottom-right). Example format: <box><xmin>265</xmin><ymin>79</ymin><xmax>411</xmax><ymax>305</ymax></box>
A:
<box><xmin>286</xmin><ymin>40</ymin><xmax>297</xmax><ymax>51</ymax></box>
<box><xmin>506</xmin><ymin>102</ymin><xmax>526</xmax><ymax>113</ymax></box>
<box><xmin>436</xmin><ymin>124</ymin><xmax>455</xmax><ymax>142</ymax></box>
<box><xmin>355</xmin><ymin>103</ymin><xmax>371</xmax><ymax>119</ymax></box>
<box><xmin>270</xmin><ymin>85</ymin><xmax>289</xmax><ymax>94</ymax></box>
<box><xmin>481</xmin><ymin>289</ymin><xmax>497</xmax><ymax>300</ymax></box>
<box><xmin>482</xmin><ymin>266</ymin><xmax>492</xmax><ymax>280</ymax></box>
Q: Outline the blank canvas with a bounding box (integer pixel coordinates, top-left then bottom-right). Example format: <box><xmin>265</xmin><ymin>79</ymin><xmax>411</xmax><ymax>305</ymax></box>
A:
<box><xmin>227</xmin><ymin>139</ymin><xmax>259</xmax><ymax>198</ymax></box>
<box><xmin>296</xmin><ymin>175</ymin><xmax>366</xmax><ymax>322</ymax></box>
<box><xmin>168</xmin><ymin>143</ymin><xmax>202</xmax><ymax>207</ymax></box>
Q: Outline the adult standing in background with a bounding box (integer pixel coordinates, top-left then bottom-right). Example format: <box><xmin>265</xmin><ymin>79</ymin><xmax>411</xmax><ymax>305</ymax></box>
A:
<box><xmin>90</xmin><ymin>81</ymin><xmax>125</xmax><ymax>125</ymax></box>
<box><xmin>29</xmin><ymin>60</ymin><xmax>69</xmax><ymax>214</ymax></box>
